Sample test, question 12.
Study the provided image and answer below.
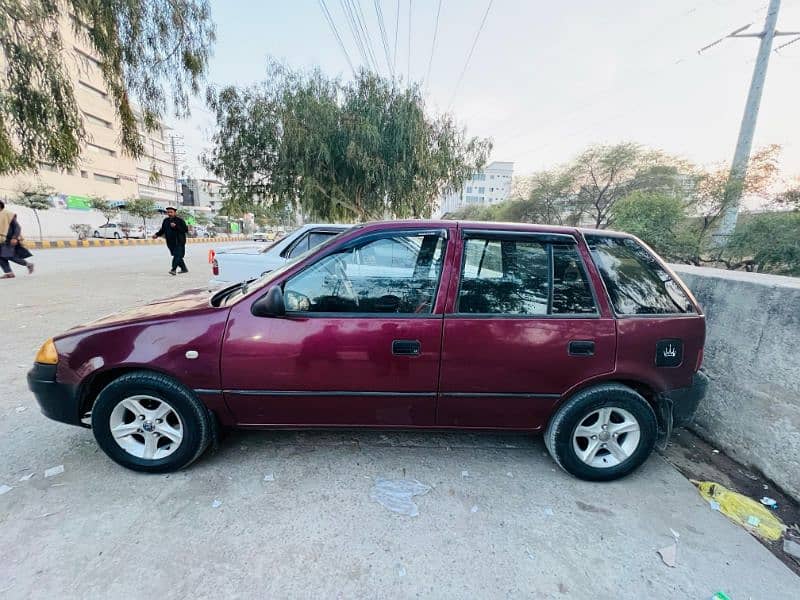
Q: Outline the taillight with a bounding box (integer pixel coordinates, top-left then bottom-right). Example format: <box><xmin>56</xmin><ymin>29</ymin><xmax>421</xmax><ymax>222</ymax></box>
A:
<box><xmin>212</xmin><ymin>259</ymin><xmax>219</xmax><ymax>276</ymax></box>
<box><xmin>695</xmin><ymin>346</ymin><xmax>704</xmax><ymax>372</ymax></box>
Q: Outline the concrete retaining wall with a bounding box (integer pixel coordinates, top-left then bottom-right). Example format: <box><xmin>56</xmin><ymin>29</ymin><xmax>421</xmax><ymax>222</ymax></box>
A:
<box><xmin>673</xmin><ymin>264</ymin><xmax>800</xmax><ymax>500</ymax></box>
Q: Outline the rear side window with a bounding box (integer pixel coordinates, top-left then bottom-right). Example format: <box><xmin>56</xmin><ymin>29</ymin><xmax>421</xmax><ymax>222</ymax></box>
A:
<box><xmin>458</xmin><ymin>236</ymin><xmax>596</xmax><ymax>315</ymax></box>
<box><xmin>585</xmin><ymin>235</ymin><xmax>695</xmax><ymax>315</ymax></box>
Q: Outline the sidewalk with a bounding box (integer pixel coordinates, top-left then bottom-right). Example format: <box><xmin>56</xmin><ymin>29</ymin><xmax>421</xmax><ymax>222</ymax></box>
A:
<box><xmin>26</xmin><ymin>236</ymin><xmax>248</xmax><ymax>249</ymax></box>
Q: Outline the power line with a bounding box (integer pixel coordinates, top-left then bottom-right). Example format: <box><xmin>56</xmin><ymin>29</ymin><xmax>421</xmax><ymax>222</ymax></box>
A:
<box><xmin>374</xmin><ymin>0</ymin><xmax>395</xmax><ymax>78</ymax></box>
<box><xmin>339</xmin><ymin>0</ymin><xmax>372</xmax><ymax>70</ymax></box>
<box><xmin>448</xmin><ymin>0</ymin><xmax>493</xmax><ymax>109</ymax></box>
<box><xmin>319</xmin><ymin>0</ymin><xmax>358</xmax><ymax>76</ymax></box>
<box><xmin>424</xmin><ymin>0</ymin><xmax>443</xmax><ymax>92</ymax></box>
<box><xmin>350</xmin><ymin>0</ymin><xmax>381</xmax><ymax>73</ymax></box>
<box><xmin>407</xmin><ymin>0</ymin><xmax>413</xmax><ymax>81</ymax></box>
<box><xmin>393</xmin><ymin>0</ymin><xmax>400</xmax><ymax>74</ymax></box>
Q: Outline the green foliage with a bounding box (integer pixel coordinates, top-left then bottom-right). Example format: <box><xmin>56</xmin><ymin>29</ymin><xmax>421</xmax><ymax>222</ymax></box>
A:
<box><xmin>125</xmin><ymin>197</ymin><xmax>157</xmax><ymax>229</ymax></box>
<box><xmin>723</xmin><ymin>210</ymin><xmax>800</xmax><ymax>275</ymax></box>
<box><xmin>0</xmin><ymin>0</ymin><xmax>215</xmax><ymax>175</ymax></box>
<box><xmin>14</xmin><ymin>183</ymin><xmax>53</xmax><ymax>240</ymax></box>
<box><xmin>89</xmin><ymin>196</ymin><xmax>117</xmax><ymax>222</ymax></box>
<box><xmin>610</xmin><ymin>191</ymin><xmax>689</xmax><ymax>259</ymax></box>
<box><xmin>205</xmin><ymin>62</ymin><xmax>492</xmax><ymax>222</ymax></box>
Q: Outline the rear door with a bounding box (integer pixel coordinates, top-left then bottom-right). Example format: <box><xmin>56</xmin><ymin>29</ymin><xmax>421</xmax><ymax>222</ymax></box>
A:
<box><xmin>438</xmin><ymin>229</ymin><xmax>616</xmax><ymax>429</ymax></box>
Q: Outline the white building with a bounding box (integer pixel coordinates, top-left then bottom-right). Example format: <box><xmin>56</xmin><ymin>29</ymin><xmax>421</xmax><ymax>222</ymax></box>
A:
<box><xmin>438</xmin><ymin>161</ymin><xmax>514</xmax><ymax>216</ymax></box>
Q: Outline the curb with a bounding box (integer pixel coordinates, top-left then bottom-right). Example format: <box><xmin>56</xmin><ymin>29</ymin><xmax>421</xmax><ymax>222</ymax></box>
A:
<box><xmin>27</xmin><ymin>236</ymin><xmax>248</xmax><ymax>250</ymax></box>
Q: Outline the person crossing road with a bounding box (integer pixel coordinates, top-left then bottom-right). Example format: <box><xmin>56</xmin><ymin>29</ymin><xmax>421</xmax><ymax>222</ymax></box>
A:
<box><xmin>0</xmin><ymin>200</ymin><xmax>34</xmax><ymax>279</ymax></box>
<box><xmin>153</xmin><ymin>206</ymin><xmax>189</xmax><ymax>275</ymax></box>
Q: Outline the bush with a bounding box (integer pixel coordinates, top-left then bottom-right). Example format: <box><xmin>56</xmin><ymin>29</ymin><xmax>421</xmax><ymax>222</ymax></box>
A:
<box><xmin>610</xmin><ymin>191</ymin><xmax>687</xmax><ymax>259</ymax></box>
<box><xmin>724</xmin><ymin>211</ymin><xmax>800</xmax><ymax>276</ymax></box>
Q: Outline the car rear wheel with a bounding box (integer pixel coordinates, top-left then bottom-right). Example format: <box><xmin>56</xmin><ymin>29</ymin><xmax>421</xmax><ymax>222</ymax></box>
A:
<box><xmin>92</xmin><ymin>371</ymin><xmax>211</xmax><ymax>473</ymax></box>
<box><xmin>544</xmin><ymin>384</ymin><xmax>657</xmax><ymax>481</ymax></box>
<box><xmin>93</xmin><ymin>230</ymin><xmax>100</xmax><ymax>238</ymax></box>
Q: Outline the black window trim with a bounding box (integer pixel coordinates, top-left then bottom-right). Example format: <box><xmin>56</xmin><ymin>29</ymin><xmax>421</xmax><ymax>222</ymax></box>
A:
<box><xmin>454</xmin><ymin>231</ymin><xmax>600</xmax><ymax>318</ymax></box>
<box><xmin>281</xmin><ymin>227</ymin><xmax>450</xmax><ymax>318</ymax></box>
<box><xmin>279</xmin><ymin>227</ymin><xmax>349</xmax><ymax>259</ymax></box>
<box><xmin>582</xmin><ymin>232</ymin><xmax>699</xmax><ymax>319</ymax></box>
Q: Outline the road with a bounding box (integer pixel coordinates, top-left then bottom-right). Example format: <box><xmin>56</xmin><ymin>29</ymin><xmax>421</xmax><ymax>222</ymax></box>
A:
<box><xmin>0</xmin><ymin>243</ymin><xmax>797</xmax><ymax>599</ymax></box>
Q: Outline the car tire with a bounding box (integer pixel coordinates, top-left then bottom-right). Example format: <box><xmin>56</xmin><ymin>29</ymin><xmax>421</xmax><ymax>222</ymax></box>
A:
<box><xmin>114</xmin><ymin>232</ymin><xmax>120</xmax><ymax>239</ymax></box>
<box><xmin>544</xmin><ymin>384</ymin><xmax>657</xmax><ymax>482</ymax></box>
<box><xmin>91</xmin><ymin>371</ymin><xmax>212</xmax><ymax>473</ymax></box>
<box><xmin>93</xmin><ymin>231</ymin><xmax>100</xmax><ymax>238</ymax></box>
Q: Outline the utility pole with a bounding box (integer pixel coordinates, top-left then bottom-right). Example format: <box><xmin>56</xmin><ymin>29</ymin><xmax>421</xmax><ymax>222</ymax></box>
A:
<box><xmin>701</xmin><ymin>0</ymin><xmax>799</xmax><ymax>245</ymax></box>
<box><xmin>170</xmin><ymin>134</ymin><xmax>181</xmax><ymax>206</ymax></box>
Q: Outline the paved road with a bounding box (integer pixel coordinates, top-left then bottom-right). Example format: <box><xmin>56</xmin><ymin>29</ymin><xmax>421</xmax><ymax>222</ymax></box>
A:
<box><xmin>1</xmin><ymin>243</ymin><xmax>797</xmax><ymax>599</ymax></box>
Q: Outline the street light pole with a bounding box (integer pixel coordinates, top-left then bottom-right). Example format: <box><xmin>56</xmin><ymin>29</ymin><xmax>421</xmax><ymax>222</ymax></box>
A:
<box><xmin>709</xmin><ymin>0</ymin><xmax>796</xmax><ymax>245</ymax></box>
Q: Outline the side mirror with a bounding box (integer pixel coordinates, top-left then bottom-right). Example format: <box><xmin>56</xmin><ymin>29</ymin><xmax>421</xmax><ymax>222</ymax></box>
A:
<box><xmin>251</xmin><ymin>286</ymin><xmax>286</xmax><ymax>317</ymax></box>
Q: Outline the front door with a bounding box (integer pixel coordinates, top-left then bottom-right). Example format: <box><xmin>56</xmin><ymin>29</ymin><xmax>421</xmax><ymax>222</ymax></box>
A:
<box><xmin>438</xmin><ymin>230</ymin><xmax>617</xmax><ymax>429</ymax></box>
<box><xmin>221</xmin><ymin>227</ymin><xmax>451</xmax><ymax>426</ymax></box>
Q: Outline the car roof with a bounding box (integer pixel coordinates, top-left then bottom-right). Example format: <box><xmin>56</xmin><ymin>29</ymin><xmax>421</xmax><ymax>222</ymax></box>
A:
<box><xmin>351</xmin><ymin>219</ymin><xmax>633</xmax><ymax>238</ymax></box>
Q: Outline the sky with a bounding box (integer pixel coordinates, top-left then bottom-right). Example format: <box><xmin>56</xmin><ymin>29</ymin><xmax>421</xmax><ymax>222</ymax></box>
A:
<box><xmin>169</xmin><ymin>0</ymin><xmax>800</xmax><ymax>189</ymax></box>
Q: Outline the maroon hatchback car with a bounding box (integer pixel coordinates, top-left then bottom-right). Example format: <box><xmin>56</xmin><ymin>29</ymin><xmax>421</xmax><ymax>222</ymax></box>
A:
<box><xmin>29</xmin><ymin>220</ymin><xmax>707</xmax><ymax>480</ymax></box>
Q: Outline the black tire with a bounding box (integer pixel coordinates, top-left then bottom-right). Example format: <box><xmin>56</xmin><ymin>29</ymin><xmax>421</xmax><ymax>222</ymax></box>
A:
<box><xmin>114</xmin><ymin>232</ymin><xmax>121</xmax><ymax>239</ymax></box>
<box><xmin>544</xmin><ymin>383</ymin><xmax>657</xmax><ymax>482</ymax></box>
<box><xmin>91</xmin><ymin>371</ymin><xmax>212</xmax><ymax>473</ymax></box>
<box><xmin>93</xmin><ymin>231</ymin><xmax>100</xmax><ymax>238</ymax></box>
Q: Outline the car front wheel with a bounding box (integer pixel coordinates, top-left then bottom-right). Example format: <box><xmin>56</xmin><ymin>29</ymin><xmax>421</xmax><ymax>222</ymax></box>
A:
<box><xmin>544</xmin><ymin>384</ymin><xmax>657</xmax><ymax>482</ymax></box>
<box><xmin>91</xmin><ymin>371</ymin><xmax>212</xmax><ymax>473</ymax></box>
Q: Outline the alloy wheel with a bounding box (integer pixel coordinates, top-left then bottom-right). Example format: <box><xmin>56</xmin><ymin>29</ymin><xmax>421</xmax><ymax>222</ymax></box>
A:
<box><xmin>572</xmin><ymin>406</ymin><xmax>641</xmax><ymax>468</ymax></box>
<box><xmin>108</xmin><ymin>395</ymin><xmax>183</xmax><ymax>460</ymax></box>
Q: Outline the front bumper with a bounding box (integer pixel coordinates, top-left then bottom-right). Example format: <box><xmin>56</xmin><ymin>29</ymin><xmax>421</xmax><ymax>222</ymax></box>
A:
<box><xmin>662</xmin><ymin>370</ymin><xmax>709</xmax><ymax>428</ymax></box>
<box><xmin>27</xmin><ymin>363</ymin><xmax>85</xmax><ymax>427</ymax></box>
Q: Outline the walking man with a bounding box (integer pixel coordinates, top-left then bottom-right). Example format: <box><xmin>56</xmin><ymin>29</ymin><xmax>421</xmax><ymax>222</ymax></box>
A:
<box><xmin>0</xmin><ymin>200</ymin><xmax>34</xmax><ymax>279</ymax></box>
<box><xmin>153</xmin><ymin>206</ymin><xmax>189</xmax><ymax>275</ymax></box>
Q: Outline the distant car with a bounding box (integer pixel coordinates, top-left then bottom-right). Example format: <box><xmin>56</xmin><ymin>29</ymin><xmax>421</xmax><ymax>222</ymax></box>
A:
<box><xmin>211</xmin><ymin>224</ymin><xmax>349</xmax><ymax>285</ymax></box>
<box><xmin>252</xmin><ymin>231</ymin><xmax>273</xmax><ymax>243</ymax></box>
<box><xmin>29</xmin><ymin>220</ymin><xmax>707</xmax><ymax>478</ymax></box>
<box><xmin>94</xmin><ymin>222</ymin><xmax>144</xmax><ymax>239</ymax></box>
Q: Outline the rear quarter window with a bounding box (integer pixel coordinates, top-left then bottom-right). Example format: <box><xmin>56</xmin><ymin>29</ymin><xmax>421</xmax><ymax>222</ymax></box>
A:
<box><xmin>585</xmin><ymin>235</ymin><xmax>695</xmax><ymax>315</ymax></box>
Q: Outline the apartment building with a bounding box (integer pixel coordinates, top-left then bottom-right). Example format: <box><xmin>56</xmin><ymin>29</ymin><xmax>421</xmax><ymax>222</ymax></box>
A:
<box><xmin>438</xmin><ymin>161</ymin><xmax>515</xmax><ymax>215</ymax></box>
<box><xmin>181</xmin><ymin>178</ymin><xmax>226</xmax><ymax>215</ymax></box>
<box><xmin>0</xmin><ymin>13</ymin><xmax>179</xmax><ymax>208</ymax></box>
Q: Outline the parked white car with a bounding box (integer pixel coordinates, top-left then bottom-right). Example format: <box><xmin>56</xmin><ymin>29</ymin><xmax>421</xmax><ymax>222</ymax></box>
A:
<box><xmin>210</xmin><ymin>224</ymin><xmax>349</xmax><ymax>285</ymax></box>
<box><xmin>93</xmin><ymin>222</ymin><xmax>145</xmax><ymax>239</ymax></box>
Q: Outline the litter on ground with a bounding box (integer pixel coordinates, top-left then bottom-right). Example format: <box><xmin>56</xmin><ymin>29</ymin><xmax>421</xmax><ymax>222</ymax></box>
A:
<box><xmin>471</xmin><ymin>505</ymin><xmax>479</xmax><ymax>513</ymax></box>
<box><xmin>15</xmin><ymin>406</ymin><xmax>26</xmax><ymax>413</ymax></box>
<box><xmin>461</xmin><ymin>470</ymin><xmax>469</xmax><ymax>478</ymax></box>
<box><xmin>19</xmin><ymin>473</ymin><xmax>34</xmax><ymax>482</ymax></box>
<box><xmin>657</xmin><ymin>542</ymin><xmax>677</xmax><ymax>568</ymax></box>
<box><xmin>211</xmin><ymin>499</ymin><xmax>222</xmax><ymax>508</ymax></box>
<box><xmin>370</xmin><ymin>477</ymin><xmax>431</xmax><ymax>517</ymax></box>
<box><xmin>44</xmin><ymin>465</ymin><xmax>64</xmax><ymax>478</ymax></box>
<box><xmin>694</xmin><ymin>480</ymin><xmax>786</xmax><ymax>541</ymax></box>
<box><xmin>759</xmin><ymin>496</ymin><xmax>777</xmax><ymax>509</ymax></box>
<box><xmin>0</xmin><ymin>484</ymin><xmax>12</xmax><ymax>496</ymax></box>
<box><xmin>263</xmin><ymin>473</ymin><xmax>275</xmax><ymax>482</ymax></box>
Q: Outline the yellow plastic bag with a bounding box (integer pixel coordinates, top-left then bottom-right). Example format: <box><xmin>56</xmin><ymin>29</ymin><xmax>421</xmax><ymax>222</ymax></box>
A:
<box><xmin>694</xmin><ymin>480</ymin><xmax>786</xmax><ymax>541</ymax></box>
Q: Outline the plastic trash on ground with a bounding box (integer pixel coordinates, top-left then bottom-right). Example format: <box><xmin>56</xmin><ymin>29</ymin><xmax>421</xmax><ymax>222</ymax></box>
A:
<box><xmin>370</xmin><ymin>477</ymin><xmax>431</xmax><ymax>517</ymax></box>
<box><xmin>694</xmin><ymin>480</ymin><xmax>786</xmax><ymax>541</ymax></box>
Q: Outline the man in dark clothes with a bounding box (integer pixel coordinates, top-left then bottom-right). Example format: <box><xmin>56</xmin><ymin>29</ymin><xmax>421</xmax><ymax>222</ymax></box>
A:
<box><xmin>153</xmin><ymin>206</ymin><xmax>189</xmax><ymax>275</ymax></box>
<box><xmin>0</xmin><ymin>200</ymin><xmax>34</xmax><ymax>279</ymax></box>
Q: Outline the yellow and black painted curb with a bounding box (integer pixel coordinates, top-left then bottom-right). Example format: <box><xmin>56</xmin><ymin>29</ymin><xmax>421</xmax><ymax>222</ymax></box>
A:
<box><xmin>28</xmin><ymin>236</ymin><xmax>247</xmax><ymax>250</ymax></box>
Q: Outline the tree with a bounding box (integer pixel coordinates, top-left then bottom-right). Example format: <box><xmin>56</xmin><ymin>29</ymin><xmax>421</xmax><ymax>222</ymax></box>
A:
<box><xmin>0</xmin><ymin>0</ymin><xmax>215</xmax><ymax>175</ymax></box>
<box><xmin>570</xmin><ymin>143</ymin><xmax>687</xmax><ymax>229</ymax></box>
<box><xmin>14</xmin><ymin>184</ymin><xmax>52</xmax><ymax>241</ymax></box>
<box><xmin>610</xmin><ymin>191</ymin><xmax>689</xmax><ymax>259</ymax></box>
<box><xmin>125</xmin><ymin>198</ymin><xmax>157</xmax><ymax>230</ymax></box>
<box><xmin>204</xmin><ymin>63</ymin><xmax>491</xmax><ymax>222</ymax></box>
<box><xmin>89</xmin><ymin>196</ymin><xmax>117</xmax><ymax>223</ymax></box>
<box><xmin>724</xmin><ymin>211</ymin><xmax>800</xmax><ymax>275</ymax></box>
<box><xmin>682</xmin><ymin>145</ymin><xmax>780</xmax><ymax>265</ymax></box>
<box><xmin>495</xmin><ymin>169</ymin><xmax>582</xmax><ymax>226</ymax></box>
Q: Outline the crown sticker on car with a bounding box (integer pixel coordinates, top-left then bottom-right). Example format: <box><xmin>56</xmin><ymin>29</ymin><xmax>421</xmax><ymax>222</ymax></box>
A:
<box><xmin>656</xmin><ymin>339</ymin><xmax>683</xmax><ymax>368</ymax></box>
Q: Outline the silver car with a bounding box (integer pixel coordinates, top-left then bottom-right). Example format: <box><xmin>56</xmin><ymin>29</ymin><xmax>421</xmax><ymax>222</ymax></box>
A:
<box><xmin>210</xmin><ymin>224</ymin><xmax>349</xmax><ymax>285</ymax></box>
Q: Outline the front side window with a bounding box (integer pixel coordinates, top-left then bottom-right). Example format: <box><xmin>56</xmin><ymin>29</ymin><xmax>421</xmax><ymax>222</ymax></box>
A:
<box><xmin>585</xmin><ymin>235</ymin><xmax>694</xmax><ymax>315</ymax></box>
<box><xmin>284</xmin><ymin>232</ymin><xmax>446</xmax><ymax>314</ymax></box>
<box><xmin>458</xmin><ymin>236</ymin><xmax>596</xmax><ymax>315</ymax></box>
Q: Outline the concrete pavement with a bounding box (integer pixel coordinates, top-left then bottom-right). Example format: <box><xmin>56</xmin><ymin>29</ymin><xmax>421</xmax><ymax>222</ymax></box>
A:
<box><xmin>1</xmin><ymin>243</ymin><xmax>797</xmax><ymax>599</ymax></box>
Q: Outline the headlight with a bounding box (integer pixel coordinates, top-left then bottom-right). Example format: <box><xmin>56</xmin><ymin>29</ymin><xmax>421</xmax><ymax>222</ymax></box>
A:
<box><xmin>35</xmin><ymin>338</ymin><xmax>58</xmax><ymax>365</ymax></box>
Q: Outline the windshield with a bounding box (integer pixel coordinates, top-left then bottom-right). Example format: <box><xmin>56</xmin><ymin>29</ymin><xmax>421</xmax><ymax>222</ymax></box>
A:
<box><xmin>218</xmin><ymin>226</ymin><xmax>359</xmax><ymax>306</ymax></box>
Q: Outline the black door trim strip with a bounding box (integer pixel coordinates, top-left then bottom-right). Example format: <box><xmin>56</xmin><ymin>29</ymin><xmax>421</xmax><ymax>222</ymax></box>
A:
<box><xmin>219</xmin><ymin>390</ymin><xmax>436</xmax><ymax>398</ymax></box>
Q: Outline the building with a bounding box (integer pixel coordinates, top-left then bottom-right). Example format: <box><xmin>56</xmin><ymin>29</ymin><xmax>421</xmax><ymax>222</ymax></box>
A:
<box><xmin>0</xmin><ymin>12</ymin><xmax>179</xmax><ymax>208</ymax></box>
<box><xmin>438</xmin><ymin>161</ymin><xmax>514</xmax><ymax>215</ymax></box>
<box><xmin>181</xmin><ymin>178</ymin><xmax>226</xmax><ymax>215</ymax></box>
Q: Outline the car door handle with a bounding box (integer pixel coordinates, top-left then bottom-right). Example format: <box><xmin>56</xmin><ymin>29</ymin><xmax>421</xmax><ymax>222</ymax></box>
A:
<box><xmin>568</xmin><ymin>340</ymin><xmax>595</xmax><ymax>357</ymax></box>
<box><xmin>392</xmin><ymin>340</ymin><xmax>421</xmax><ymax>356</ymax></box>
